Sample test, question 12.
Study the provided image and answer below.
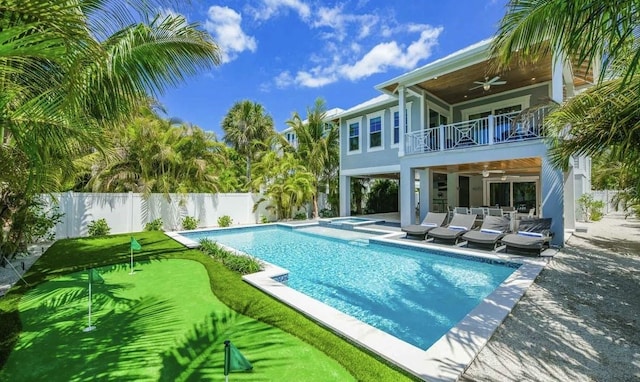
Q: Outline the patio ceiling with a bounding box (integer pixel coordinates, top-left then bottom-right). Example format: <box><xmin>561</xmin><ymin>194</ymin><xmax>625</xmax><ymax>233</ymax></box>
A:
<box><xmin>382</xmin><ymin>53</ymin><xmax>593</xmax><ymax>105</ymax></box>
<box><xmin>427</xmin><ymin>158</ymin><xmax>542</xmax><ymax>176</ymax></box>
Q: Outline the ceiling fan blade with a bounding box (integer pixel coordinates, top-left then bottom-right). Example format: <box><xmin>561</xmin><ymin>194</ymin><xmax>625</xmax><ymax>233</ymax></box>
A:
<box><xmin>473</xmin><ymin>81</ymin><xmax>485</xmax><ymax>85</ymax></box>
<box><xmin>469</xmin><ymin>84</ymin><xmax>484</xmax><ymax>90</ymax></box>
<box><xmin>487</xmin><ymin>76</ymin><xmax>501</xmax><ymax>83</ymax></box>
<box><xmin>492</xmin><ymin>81</ymin><xmax>507</xmax><ymax>85</ymax></box>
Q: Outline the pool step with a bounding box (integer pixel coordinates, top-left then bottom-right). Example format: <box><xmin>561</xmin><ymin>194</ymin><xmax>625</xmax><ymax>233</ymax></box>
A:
<box><xmin>348</xmin><ymin>239</ymin><xmax>369</xmax><ymax>247</ymax></box>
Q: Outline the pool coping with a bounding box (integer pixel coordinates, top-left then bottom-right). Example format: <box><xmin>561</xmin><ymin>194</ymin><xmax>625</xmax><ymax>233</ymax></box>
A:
<box><xmin>167</xmin><ymin>225</ymin><xmax>551</xmax><ymax>381</ymax></box>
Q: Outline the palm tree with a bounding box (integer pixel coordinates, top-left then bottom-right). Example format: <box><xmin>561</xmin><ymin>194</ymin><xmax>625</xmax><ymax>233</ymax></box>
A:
<box><xmin>251</xmin><ymin>151</ymin><xmax>314</xmax><ymax>220</ymax></box>
<box><xmin>221</xmin><ymin>100</ymin><xmax>275</xmax><ymax>188</ymax></box>
<box><xmin>0</xmin><ymin>1</ymin><xmax>221</xmax><ymax>256</ymax></box>
<box><xmin>84</xmin><ymin>106</ymin><xmax>229</xmax><ymax>196</ymax></box>
<box><xmin>493</xmin><ymin>0</ymin><xmax>640</xmax><ymax>208</ymax></box>
<box><xmin>287</xmin><ymin>98</ymin><xmax>339</xmax><ymax>218</ymax></box>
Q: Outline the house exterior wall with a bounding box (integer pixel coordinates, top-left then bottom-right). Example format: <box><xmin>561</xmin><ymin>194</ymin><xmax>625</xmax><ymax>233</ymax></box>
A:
<box><xmin>340</xmin><ymin>95</ymin><xmax>420</xmax><ymax>171</ymax></box>
<box><xmin>451</xmin><ymin>83</ymin><xmax>550</xmax><ymax>122</ymax></box>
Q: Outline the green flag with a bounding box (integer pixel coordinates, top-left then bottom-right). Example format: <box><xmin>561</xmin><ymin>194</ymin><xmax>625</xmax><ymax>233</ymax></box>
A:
<box><xmin>89</xmin><ymin>268</ymin><xmax>104</xmax><ymax>284</ymax></box>
<box><xmin>130</xmin><ymin>237</ymin><xmax>142</xmax><ymax>251</ymax></box>
<box><xmin>224</xmin><ymin>340</ymin><xmax>252</xmax><ymax>376</ymax></box>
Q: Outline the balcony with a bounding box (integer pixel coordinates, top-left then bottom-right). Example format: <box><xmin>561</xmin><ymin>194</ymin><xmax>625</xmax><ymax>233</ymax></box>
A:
<box><xmin>404</xmin><ymin>107</ymin><xmax>549</xmax><ymax>156</ymax></box>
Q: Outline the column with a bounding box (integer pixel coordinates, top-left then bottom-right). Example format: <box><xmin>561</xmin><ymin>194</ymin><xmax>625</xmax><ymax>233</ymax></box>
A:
<box><xmin>398</xmin><ymin>85</ymin><xmax>406</xmax><ymax>156</ymax></box>
<box><xmin>542</xmin><ymin>155</ymin><xmax>565</xmax><ymax>246</ymax></box>
<box><xmin>339</xmin><ymin>174</ymin><xmax>351</xmax><ymax>217</ymax></box>
<box><xmin>419</xmin><ymin>168</ymin><xmax>432</xmax><ymax>221</ymax></box>
<box><xmin>551</xmin><ymin>52</ymin><xmax>564</xmax><ymax>103</ymax></box>
<box><xmin>400</xmin><ymin>165</ymin><xmax>415</xmax><ymax>226</ymax></box>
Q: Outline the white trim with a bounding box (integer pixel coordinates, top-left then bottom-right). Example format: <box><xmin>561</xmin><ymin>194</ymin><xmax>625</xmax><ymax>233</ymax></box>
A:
<box><xmin>346</xmin><ymin>117</ymin><xmax>362</xmax><ymax>155</ymax></box>
<box><xmin>341</xmin><ymin>164</ymin><xmax>401</xmax><ymax>177</ymax></box>
<box><xmin>461</xmin><ymin>94</ymin><xmax>531</xmax><ymax>121</ymax></box>
<box><xmin>390</xmin><ymin>106</ymin><xmax>400</xmax><ymax>148</ymax></box>
<box><xmin>366</xmin><ymin>110</ymin><xmax>385</xmax><ymax>152</ymax></box>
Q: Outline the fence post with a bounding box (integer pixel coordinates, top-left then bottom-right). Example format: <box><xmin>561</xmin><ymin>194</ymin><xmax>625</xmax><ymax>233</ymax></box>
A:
<box><xmin>65</xmin><ymin>191</ymin><xmax>74</xmax><ymax>238</ymax></box>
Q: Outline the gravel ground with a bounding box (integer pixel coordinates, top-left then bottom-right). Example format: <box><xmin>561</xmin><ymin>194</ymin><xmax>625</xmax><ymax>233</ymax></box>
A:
<box><xmin>0</xmin><ymin>243</ymin><xmax>51</xmax><ymax>296</ymax></box>
<box><xmin>461</xmin><ymin>213</ymin><xmax>640</xmax><ymax>381</ymax></box>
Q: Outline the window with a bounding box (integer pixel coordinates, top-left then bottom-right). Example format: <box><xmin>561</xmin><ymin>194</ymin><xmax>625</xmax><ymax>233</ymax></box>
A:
<box><xmin>347</xmin><ymin>118</ymin><xmax>361</xmax><ymax>153</ymax></box>
<box><xmin>393</xmin><ymin>110</ymin><xmax>400</xmax><ymax>144</ymax></box>
<box><xmin>428</xmin><ymin>109</ymin><xmax>448</xmax><ymax>128</ymax></box>
<box><xmin>367</xmin><ymin>111</ymin><xmax>384</xmax><ymax>150</ymax></box>
<box><xmin>390</xmin><ymin>103</ymin><xmax>411</xmax><ymax>147</ymax></box>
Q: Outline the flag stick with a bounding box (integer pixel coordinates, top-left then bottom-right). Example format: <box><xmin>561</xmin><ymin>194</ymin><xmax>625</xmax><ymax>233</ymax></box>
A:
<box><xmin>83</xmin><ymin>271</ymin><xmax>95</xmax><ymax>332</ymax></box>
<box><xmin>224</xmin><ymin>340</ymin><xmax>229</xmax><ymax>382</ymax></box>
<box><xmin>129</xmin><ymin>247</ymin><xmax>134</xmax><ymax>275</ymax></box>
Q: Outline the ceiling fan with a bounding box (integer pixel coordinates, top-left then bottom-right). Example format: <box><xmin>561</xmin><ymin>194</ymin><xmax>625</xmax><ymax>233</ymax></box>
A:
<box><xmin>470</xmin><ymin>76</ymin><xmax>507</xmax><ymax>91</ymax></box>
<box><xmin>480</xmin><ymin>165</ymin><xmax>505</xmax><ymax>178</ymax></box>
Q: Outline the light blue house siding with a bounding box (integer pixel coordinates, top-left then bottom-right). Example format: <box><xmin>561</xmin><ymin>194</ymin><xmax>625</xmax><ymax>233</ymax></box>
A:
<box><xmin>451</xmin><ymin>84</ymin><xmax>550</xmax><ymax>122</ymax></box>
<box><xmin>340</xmin><ymin>95</ymin><xmax>420</xmax><ymax>172</ymax></box>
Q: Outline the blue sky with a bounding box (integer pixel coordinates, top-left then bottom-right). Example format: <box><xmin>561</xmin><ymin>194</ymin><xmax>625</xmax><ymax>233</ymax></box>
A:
<box><xmin>160</xmin><ymin>1</ymin><xmax>507</xmax><ymax>137</ymax></box>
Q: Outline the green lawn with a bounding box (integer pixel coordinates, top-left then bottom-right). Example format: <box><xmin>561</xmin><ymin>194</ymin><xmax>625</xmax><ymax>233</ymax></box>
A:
<box><xmin>0</xmin><ymin>232</ymin><xmax>414</xmax><ymax>381</ymax></box>
<box><xmin>1</xmin><ymin>259</ymin><xmax>352</xmax><ymax>381</ymax></box>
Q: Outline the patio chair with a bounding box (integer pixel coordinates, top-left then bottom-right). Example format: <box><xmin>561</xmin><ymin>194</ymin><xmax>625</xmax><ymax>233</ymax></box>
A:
<box><xmin>454</xmin><ymin>207</ymin><xmax>470</xmax><ymax>215</ymax></box>
<box><xmin>487</xmin><ymin>208</ymin><xmax>503</xmax><ymax>217</ymax></box>
<box><xmin>501</xmin><ymin>218</ymin><xmax>553</xmax><ymax>255</ymax></box>
<box><xmin>470</xmin><ymin>207</ymin><xmax>487</xmax><ymax>225</ymax></box>
<box><xmin>401</xmin><ymin>212</ymin><xmax>448</xmax><ymax>240</ymax></box>
<box><xmin>427</xmin><ymin>213</ymin><xmax>477</xmax><ymax>244</ymax></box>
<box><xmin>461</xmin><ymin>216</ymin><xmax>511</xmax><ymax>250</ymax></box>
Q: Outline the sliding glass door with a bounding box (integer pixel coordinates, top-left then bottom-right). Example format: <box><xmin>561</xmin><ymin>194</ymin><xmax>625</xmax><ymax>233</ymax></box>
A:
<box><xmin>485</xmin><ymin>178</ymin><xmax>539</xmax><ymax>214</ymax></box>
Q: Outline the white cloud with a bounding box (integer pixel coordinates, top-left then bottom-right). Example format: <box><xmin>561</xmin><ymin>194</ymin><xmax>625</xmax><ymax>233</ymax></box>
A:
<box><xmin>248</xmin><ymin>0</ymin><xmax>311</xmax><ymax>21</ymax></box>
<box><xmin>275</xmin><ymin>71</ymin><xmax>295</xmax><ymax>88</ymax></box>
<box><xmin>311</xmin><ymin>5</ymin><xmax>379</xmax><ymax>42</ymax></box>
<box><xmin>281</xmin><ymin>25</ymin><xmax>442</xmax><ymax>87</ymax></box>
<box><xmin>204</xmin><ymin>6</ymin><xmax>257</xmax><ymax>64</ymax></box>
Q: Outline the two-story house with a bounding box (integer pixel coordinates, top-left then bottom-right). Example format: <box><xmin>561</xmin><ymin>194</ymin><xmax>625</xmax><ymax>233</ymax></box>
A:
<box><xmin>333</xmin><ymin>38</ymin><xmax>593</xmax><ymax>246</ymax></box>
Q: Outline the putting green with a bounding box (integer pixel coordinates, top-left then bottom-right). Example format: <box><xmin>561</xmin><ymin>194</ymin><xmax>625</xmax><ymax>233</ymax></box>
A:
<box><xmin>0</xmin><ymin>259</ymin><xmax>354</xmax><ymax>381</ymax></box>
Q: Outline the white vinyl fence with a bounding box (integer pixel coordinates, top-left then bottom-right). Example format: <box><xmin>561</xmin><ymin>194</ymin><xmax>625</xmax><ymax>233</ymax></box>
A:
<box><xmin>46</xmin><ymin>192</ymin><xmax>275</xmax><ymax>240</ymax></box>
<box><xmin>591</xmin><ymin>190</ymin><xmax>622</xmax><ymax>214</ymax></box>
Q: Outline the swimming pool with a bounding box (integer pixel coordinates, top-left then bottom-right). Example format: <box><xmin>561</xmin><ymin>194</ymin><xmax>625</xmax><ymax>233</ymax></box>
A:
<box><xmin>183</xmin><ymin>225</ymin><xmax>518</xmax><ymax>350</ymax></box>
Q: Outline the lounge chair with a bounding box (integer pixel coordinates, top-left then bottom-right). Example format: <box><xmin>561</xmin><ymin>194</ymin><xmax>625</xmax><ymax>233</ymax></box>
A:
<box><xmin>462</xmin><ymin>216</ymin><xmax>511</xmax><ymax>250</ymax></box>
<box><xmin>401</xmin><ymin>212</ymin><xmax>447</xmax><ymax>240</ymax></box>
<box><xmin>427</xmin><ymin>213</ymin><xmax>477</xmax><ymax>244</ymax></box>
<box><xmin>501</xmin><ymin>218</ymin><xmax>553</xmax><ymax>255</ymax></box>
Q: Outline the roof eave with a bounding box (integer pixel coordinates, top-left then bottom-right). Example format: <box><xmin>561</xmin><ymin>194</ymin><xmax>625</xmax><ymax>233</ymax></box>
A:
<box><xmin>375</xmin><ymin>38</ymin><xmax>494</xmax><ymax>93</ymax></box>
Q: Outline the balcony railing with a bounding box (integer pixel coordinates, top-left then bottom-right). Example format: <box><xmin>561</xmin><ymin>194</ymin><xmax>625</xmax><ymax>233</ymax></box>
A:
<box><xmin>405</xmin><ymin>107</ymin><xmax>549</xmax><ymax>155</ymax></box>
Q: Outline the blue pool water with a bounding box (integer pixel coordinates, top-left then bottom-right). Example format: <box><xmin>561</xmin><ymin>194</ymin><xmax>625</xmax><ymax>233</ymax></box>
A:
<box><xmin>184</xmin><ymin>226</ymin><xmax>517</xmax><ymax>350</ymax></box>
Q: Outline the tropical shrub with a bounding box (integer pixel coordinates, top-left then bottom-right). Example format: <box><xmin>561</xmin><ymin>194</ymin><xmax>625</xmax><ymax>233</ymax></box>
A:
<box><xmin>199</xmin><ymin>239</ymin><xmax>261</xmax><ymax>274</ymax></box>
<box><xmin>365</xmin><ymin>179</ymin><xmax>399</xmax><ymax>213</ymax></box>
<box><xmin>319</xmin><ymin>208</ymin><xmax>337</xmax><ymax>218</ymax></box>
<box><xmin>218</xmin><ymin>215</ymin><xmax>232</xmax><ymax>227</ymax></box>
<box><xmin>87</xmin><ymin>219</ymin><xmax>111</xmax><ymax>236</ymax></box>
<box><xmin>577</xmin><ymin>194</ymin><xmax>605</xmax><ymax>222</ymax></box>
<box><xmin>294</xmin><ymin>211</ymin><xmax>307</xmax><ymax>220</ymax></box>
<box><xmin>260</xmin><ymin>215</ymin><xmax>269</xmax><ymax>224</ymax></box>
<box><xmin>145</xmin><ymin>218</ymin><xmax>164</xmax><ymax>231</ymax></box>
<box><xmin>182</xmin><ymin>216</ymin><xmax>199</xmax><ymax>230</ymax></box>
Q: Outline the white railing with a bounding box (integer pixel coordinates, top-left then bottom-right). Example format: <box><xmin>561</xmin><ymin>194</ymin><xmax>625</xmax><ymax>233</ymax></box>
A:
<box><xmin>405</xmin><ymin>107</ymin><xmax>549</xmax><ymax>155</ymax></box>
